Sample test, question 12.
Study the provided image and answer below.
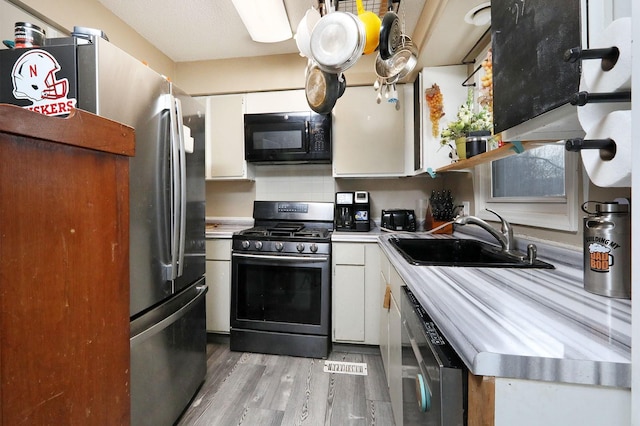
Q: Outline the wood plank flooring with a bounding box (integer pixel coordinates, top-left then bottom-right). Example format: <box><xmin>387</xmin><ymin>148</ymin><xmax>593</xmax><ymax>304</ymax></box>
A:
<box><xmin>176</xmin><ymin>337</ymin><xmax>395</xmax><ymax>426</ymax></box>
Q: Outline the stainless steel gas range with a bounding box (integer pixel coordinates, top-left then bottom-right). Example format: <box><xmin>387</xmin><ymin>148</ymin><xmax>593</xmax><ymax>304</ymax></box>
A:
<box><xmin>230</xmin><ymin>201</ymin><xmax>334</xmax><ymax>358</ymax></box>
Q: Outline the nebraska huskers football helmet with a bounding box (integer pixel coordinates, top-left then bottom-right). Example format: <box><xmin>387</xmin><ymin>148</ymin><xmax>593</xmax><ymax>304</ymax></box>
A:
<box><xmin>11</xmin><ymin>49</ymin><xmax>69</xmax><ymax>102</ymax></box>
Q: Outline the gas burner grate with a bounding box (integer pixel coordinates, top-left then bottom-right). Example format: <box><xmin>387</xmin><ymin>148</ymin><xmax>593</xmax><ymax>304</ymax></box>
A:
<box><xmin>269</xmin><ymin>223</ymin><xmax>306</xmax><ymax>232</ymax></box>
<box><xmin>293</xmin><ymin>230</ymin><xmax>329</xmax><ymax>238</ymax></box>
<box><xmin>237</xmin><ymin>226</ymin><xmax>331</xmax><ymax>239</ymax></box>
<box><xmin>239</xmin><ymin>229</ymin><xmax>268</xmax><ymax>237</ymax></box>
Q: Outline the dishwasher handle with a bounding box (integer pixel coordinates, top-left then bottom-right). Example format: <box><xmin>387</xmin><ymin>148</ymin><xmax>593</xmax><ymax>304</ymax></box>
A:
<box><xmin>416</xmin><ymin>373</ymin><xmax>432</xmax><ymax>412</ymax></box>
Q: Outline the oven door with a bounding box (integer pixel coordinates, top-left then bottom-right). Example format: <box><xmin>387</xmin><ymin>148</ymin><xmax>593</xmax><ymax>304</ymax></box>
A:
<box><xmin>231</xmin><ymin>252</ymin><xmax>330</xmax><ymax>335</ymax></box>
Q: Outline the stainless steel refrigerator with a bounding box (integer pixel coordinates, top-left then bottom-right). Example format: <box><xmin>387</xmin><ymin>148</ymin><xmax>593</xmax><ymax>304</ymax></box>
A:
<box><xmin>0</xmin><ymin>33</ymin><xmax>207</xmax><ymax>425</ymax></box>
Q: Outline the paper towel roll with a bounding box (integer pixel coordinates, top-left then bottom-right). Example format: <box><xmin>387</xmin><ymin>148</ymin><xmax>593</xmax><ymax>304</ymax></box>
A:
<box><xmin>581</xmin><ymin>17</ymin><xmax>632</xmax><ymax>93</ymax></box>
<box><xmin>577</xmin><ymin>80</ymin><xmax>631</xmax><ymax>133</ymax></box>
<box><xmin>581</xmin><ymin>110</ymin><xmax>631</xmax><ymax>187</ymax></box>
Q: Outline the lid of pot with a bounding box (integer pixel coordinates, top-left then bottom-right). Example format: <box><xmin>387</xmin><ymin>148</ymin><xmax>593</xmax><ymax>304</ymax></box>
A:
<box><xmin>310</xmin><ymin>12</ymin><xmax>364</xmax><ymax>70</ymax></box>
<box><xmin>596</xmin><ymin>202</ymin><xmax>628</xmax><ymax>213</ymax></box>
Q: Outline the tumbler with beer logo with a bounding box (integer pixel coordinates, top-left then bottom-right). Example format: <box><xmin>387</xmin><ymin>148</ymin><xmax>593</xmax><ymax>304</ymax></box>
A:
<box><xmin>582</xmin><ymin>201</ymin><xmax>630</xmax><ymax>299</ymax></box>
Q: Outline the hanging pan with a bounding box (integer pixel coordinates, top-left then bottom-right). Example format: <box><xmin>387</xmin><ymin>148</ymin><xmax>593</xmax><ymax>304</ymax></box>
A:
<box><xmin>305</xmin><ymin>61</ymin><xmax>344</xmax><ymax>115</ymax></box>
<box><xmin>379</xmin><ymin>1</ymin><xmax>401</xmax><ymax>60</ymax></box>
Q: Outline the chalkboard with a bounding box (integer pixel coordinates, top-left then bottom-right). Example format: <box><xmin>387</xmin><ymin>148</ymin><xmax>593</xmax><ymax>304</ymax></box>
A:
<box><xmin>492</xmin><ymin>0</ymin><xmax>581</xmax><ymax>134</ymax></box>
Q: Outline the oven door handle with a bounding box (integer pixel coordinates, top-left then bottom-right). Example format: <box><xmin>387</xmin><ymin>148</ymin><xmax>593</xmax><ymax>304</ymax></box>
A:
<box><xmin>233</xmin><ymin>253</ymin><xmax>329</xmax><ymax>262</ymax></box>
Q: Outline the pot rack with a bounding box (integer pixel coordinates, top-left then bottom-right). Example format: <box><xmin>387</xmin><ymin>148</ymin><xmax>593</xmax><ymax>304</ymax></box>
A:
<box><xmin>460</xmin><ymin>27</ymin><xmax>491</xmax><ymax>87</ymax></box>
<box><xmin>317</xmin><ymin>0</ymin><xmax>401</xmax><ymax>18</ymax></box>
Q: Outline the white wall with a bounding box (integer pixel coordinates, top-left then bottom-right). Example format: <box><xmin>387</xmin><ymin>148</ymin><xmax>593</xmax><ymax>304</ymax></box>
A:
<box><xmin>0</xmin><ymin>0</ymin><xmax>65</xmax><ymax>41</ymax></box>
<box><xmin>3</xmin><ymin>0</ymin><xmax>175</xmax><ymax>77</ymax></box>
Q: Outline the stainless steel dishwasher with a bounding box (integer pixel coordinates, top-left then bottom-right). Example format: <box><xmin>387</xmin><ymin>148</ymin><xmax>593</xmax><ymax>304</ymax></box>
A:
<box><xmin>401</xmin><ymin>286</ymin><xmax>466</xmax><ymax>425</ymax></box>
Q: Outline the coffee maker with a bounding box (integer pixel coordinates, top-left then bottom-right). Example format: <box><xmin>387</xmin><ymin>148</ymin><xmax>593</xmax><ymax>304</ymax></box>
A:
<box><xmin>335</xmin><ymin>191</ymin><xmax>370</xmax><ymax>231</ymax></box>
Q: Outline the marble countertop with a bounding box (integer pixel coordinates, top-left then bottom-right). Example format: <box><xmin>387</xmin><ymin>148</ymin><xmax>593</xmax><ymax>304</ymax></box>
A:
<box><xmin>377</xmin><ymin>232</ymin><xmax>631</xmax><ymax>388</ymax></box>
<box><xmin>332</xmin><ymin>224</ymin><xmax>385</xmax><ymax>243</ymax></box>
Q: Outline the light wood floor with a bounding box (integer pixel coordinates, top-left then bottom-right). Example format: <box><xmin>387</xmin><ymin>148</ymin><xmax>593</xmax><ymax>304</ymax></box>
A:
<box><xmin>176</xmin><ymin>336</ymin><xmax>395</xmax><ymax>426</ymax></box>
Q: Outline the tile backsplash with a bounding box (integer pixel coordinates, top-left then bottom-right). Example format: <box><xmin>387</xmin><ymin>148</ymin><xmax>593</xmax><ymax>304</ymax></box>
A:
<box><xmin>206</xmin><ymin>164</ymin><xmax>474</xmax><ymax>222</ymax></box>
<box><xmin>255</xmin><ymin>164</ymin><xmax>335</xmax><ymax>202</ymax></box>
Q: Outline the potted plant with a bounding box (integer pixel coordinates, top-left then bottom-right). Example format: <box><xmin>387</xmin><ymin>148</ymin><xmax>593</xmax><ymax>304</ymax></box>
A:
<box><xmin>440</xmin><ymin>90</ymin><xmax>492</xmax><ymax>160</ymax></box>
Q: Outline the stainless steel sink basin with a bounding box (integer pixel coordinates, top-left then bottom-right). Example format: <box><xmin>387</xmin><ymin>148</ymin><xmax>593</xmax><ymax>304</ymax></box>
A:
<box><xmin>389</xmin><ymin>237</ymin><xmax>554</xmax><ymax>269</ymax></box>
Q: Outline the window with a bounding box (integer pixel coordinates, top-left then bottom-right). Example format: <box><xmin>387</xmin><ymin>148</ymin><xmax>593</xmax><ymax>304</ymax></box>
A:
<box><xmin>474</xmin><ymin>144</ymin><xmax>579</xmax><ymax>231</ymax></box>
<box><xmin>492</xmin><ymin>145</ymin><xmax>566</xmax><ymax>198</ymax></box>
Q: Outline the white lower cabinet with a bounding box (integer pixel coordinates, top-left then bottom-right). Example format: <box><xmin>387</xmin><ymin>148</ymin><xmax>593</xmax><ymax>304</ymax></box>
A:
<box><xmin>379</xmin><ymin>248</ymin><xmax>404</xmax><ymax>426</ymax></box>
<box><xmin>388</xmin><ymin>292</ymin><xmax>402</xmax><ymax>426</ymax></box>
<box><xmin>379</xmin><ymin>268</ymin><xmax>390</xmax><ymax>379</ymax></box>
<box><xmin>332</xmin><ymin>242</ymin><xmax>381</xmax><ymax>344</ymax></box>
<box><xmin>205</xmin><ymin>239</ymin><xmax>231</xmax><ymax>333</ymax></box>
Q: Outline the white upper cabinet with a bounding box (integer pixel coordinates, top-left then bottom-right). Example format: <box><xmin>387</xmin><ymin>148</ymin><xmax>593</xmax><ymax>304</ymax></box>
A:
<box><xmin>415</xmin><ymin>65</ymin><xmax>469</xmax><ymax>175</ymax></box>
<box><xmin>244</xmin><ymin>89</ymin><xmax>309</xmax><ymax>113</ymax></box>
<box><xmin>203</xmin><ymin>94</ymin><xmax>254</xmax><ymax>181</ymax></box>
<box><xmin>332</xmin><ymin>84</ymin><xmax>413</xmax><ymax>177</ymax></box>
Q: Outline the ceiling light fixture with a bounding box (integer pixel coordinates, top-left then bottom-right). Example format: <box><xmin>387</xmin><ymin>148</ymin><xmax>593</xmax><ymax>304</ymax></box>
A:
<box><xmin>464</xmin><ymin>2</ymin><xmax>491</xmax><ymax>27</ymax></box>
<box><xmin>231</xmin><ymin>0</ymin><xmax>293</xmax><ymax>43</ymax></box>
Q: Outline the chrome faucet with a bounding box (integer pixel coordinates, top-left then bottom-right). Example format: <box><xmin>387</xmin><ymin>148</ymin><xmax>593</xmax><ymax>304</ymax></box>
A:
<box><xmin>453</xmin><ymin>208</ymin><xmax>520</xmax><ymax>257</ymax></box>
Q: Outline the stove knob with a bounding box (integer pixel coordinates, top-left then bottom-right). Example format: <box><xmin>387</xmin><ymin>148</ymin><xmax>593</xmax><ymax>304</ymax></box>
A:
<box><xmin>296</xmin><ymin>243</ymin><xmax>305</xmax><ymax>253</ymax></box>
<box><xmin>275</xmin><ymin>242</ymin><xmax>284</xmax><ymax>251</ymax></box>
<box><xmin>241</xmin><ymin>240</ymin><xmax>250</xmax><ymax>250</ymax></box>
<box><xmin>310</xmin><ymin>243</ymin><xmax>318</xmax><ymax>253</ymax></box>
<box><xmin>255</xmin><ymin>241</ymin><xmax>263</xmax><ymax>250</ymax></box>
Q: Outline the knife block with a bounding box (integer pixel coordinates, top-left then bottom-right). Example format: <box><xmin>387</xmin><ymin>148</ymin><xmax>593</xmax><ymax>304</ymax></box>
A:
<box><xmin>430</xmin><ymin>220</ymin><xmax>453</xmax><ymax>234</ymax></box>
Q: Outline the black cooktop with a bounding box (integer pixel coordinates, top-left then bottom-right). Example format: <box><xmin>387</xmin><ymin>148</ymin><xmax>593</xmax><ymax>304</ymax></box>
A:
<box><xmin>236</xmin><ymin>201</ymin><xmax>335</xmax><ymax>241</ymax></box>
<box><xmin>236</xmin><ymin>224</ymin><xmax>331</xmax><ymax>240</ymax></box>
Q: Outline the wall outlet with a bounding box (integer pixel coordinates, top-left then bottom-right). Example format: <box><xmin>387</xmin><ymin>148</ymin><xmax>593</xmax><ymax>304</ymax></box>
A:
<box><xmin>461</xmin><ymin>201</ymin><xmax>470</xmax><ymax>216</ymax></box>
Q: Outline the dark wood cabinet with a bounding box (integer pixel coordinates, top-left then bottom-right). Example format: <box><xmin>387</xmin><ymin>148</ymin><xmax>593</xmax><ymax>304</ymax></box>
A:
<box><xmin>0</xmin><ymin>105</ymin><xmax>134</xmax><ymax>425</ymax></box>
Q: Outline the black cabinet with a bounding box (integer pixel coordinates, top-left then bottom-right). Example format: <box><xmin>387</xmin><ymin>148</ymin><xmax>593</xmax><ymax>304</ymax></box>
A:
<box><xmin>491</xmin><ymin>0</ymin><xmax>581</xmax><ymax>133</ymax></box>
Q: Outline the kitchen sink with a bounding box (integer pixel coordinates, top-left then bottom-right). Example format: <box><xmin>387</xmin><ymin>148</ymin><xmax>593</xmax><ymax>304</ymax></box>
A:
<box><xmin>389</xmin><ymin>237</ymin><xmax>554</xmax><ymax>269</ymax></box>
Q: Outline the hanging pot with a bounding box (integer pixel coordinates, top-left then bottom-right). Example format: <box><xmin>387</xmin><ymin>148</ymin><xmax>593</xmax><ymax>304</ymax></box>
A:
<box><xmin>295</xmin><ymin>7</ymin><xmax>321</xmax><ymax>58</ymax></box>
<box><xmin>310</xmin><ymin>11</ymin><xmax>365</xmax><ymax>73</ymax></box>
<box><xmin>355</xmin><ymin>0</ymin><xmax>381</xmax><ymax>55</ymax></box>
<box><xmin>385</xmin><ymin>35</ymin><xmax>418</xmax><ymax>80</ymax></box>
<box><xmin>305</xmin><ymin>62</ymin><xmax>340</xmax><ymax>115</ymax></box>
<box><xmin>378</xmin><ymin>3</ymin><xmax>401</xmax><ymax>60</ymax></box>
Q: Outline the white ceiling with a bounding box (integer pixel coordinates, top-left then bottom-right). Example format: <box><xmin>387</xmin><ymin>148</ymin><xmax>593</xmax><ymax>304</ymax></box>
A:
<box><xmin>96</xmin><ymin>0</ymin><xmax>488</xmax><ymax>65</ymax></box>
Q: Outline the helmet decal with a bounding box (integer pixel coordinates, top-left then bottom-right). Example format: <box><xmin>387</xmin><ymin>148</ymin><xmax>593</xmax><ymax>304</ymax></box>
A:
<box><xmin>10</xmin><ymin>49</ymin><xmax>77</xmax><ymax>116</ymax></box>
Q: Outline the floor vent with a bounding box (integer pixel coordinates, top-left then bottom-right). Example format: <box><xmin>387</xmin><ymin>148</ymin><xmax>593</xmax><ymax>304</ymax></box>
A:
<box><xmin>323</xmin><ymin>361</ymin><xmax>368</xmax><ymax>376</ymax></box>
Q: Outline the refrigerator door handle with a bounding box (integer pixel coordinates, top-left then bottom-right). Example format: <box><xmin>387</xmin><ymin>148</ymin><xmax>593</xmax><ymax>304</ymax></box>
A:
<box><xmin>164</xmin><ymin>94</ymin><xmax>181</xmax><ymax>281</ymax></box>
<box><xmin>174</xmin><ymin>97</ymin><xmax>187</xmax><ymax>277</ymax></box>
<box><xmin>130</xmin><ymin>284</ymin><xmax>208</xmax><ymax>347</ymax></box>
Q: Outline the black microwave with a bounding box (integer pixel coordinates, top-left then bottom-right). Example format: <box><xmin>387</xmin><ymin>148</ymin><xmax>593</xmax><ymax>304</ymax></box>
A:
<box><xmin>244</xmin><ymin>112</ymin><xmax>331</xmax><ymax>163</ymax></box>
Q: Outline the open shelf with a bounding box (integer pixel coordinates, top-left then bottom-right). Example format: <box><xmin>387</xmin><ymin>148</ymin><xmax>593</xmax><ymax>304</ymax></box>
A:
<box><xmin>435</xmin><ymin>140</ymin><xmax>555</xmax><ymax>173</ymax></box>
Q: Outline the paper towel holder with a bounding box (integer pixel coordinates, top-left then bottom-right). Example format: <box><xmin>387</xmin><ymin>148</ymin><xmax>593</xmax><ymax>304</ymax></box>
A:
<box><xmin>563</xmin><ymin>46</ymin><xmax>620</xmax><ymax>71</ymax></box>
<box><xmin>565</xmin><ymin>138</ymin><xmax>616</xmax><ymax>161</ymax></box>
<box><xmin>570</xmin><ymin>90</ymin><xmax>631</xmax><ymax>106</ymax></box>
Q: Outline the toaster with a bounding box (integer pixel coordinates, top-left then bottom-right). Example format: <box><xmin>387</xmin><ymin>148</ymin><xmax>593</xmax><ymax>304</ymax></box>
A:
<box><xmin>381</xmin><ymin>209</ymin><xmax>417</xmax><ymax>232</ymax></box>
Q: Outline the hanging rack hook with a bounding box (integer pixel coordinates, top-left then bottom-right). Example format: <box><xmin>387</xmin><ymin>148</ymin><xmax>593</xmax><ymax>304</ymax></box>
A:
<box><xmin>461</xmin><ymin>63</ymin><xmax>483</xmax><ymax>87</ymax></box>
